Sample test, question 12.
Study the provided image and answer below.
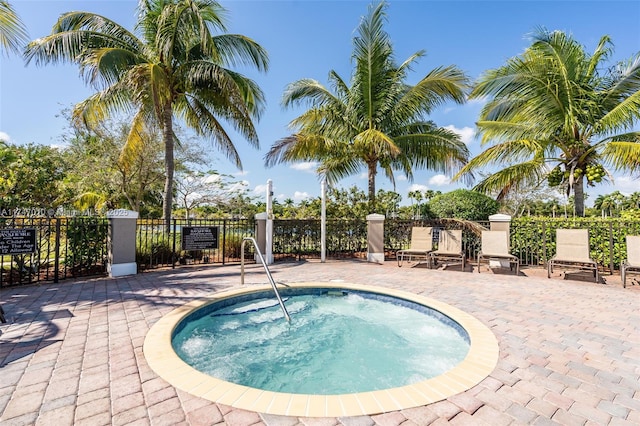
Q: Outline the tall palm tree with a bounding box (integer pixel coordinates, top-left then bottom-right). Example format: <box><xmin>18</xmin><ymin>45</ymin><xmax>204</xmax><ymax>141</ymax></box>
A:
<box><xmin>25</xmin><ymin>0</ymin><xmax>268</xmax><ymax>229</ymax></box>
<box><xmin>265</xmin><ymin>1</ymin><xmax>470</xmax><ymax>213</ymax></box>
<box><xmin>454</xmin><ymin>28</ymin><xmax>640</xmax><ymax>216</ymax></box>
<box><xmin>0</xmin><ymin>1</ymin><xmax>27</xmax><ymax>56</ymax></box>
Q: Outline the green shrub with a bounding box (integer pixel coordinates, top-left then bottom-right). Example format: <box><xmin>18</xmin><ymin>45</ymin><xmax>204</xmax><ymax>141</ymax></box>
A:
<box><xmin>428</xmin><ymin>189</ymin><xmax>499</xmax><ymax>220</ymax></box>
<box><xmin>510</xmin><ymin>217</ymin><xmax>640</xmax><ymax>269</ymax></box>
<box><xmin>66</xmin><ymin>218</ymin><xmax>108</xmax><ymax>268</ymax></box>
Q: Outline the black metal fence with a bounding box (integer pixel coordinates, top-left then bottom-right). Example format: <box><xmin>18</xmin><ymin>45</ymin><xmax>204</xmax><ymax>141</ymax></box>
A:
<box><xmin>136</xmin><ymin>218</ymin><xmax>255</xmax><ymax>270</ymax></box>
<box><xmin>0</xmin><ymin>217</ymin><xmax>108</xmax><ymax>288</ymax></box>
<box><xmin>510</xmin><ymin>218</ymin><xmax>640</xmax><ymax>272</ymax></box>
<box><xmin>3</xmin><ymin>215</ymin><xmax>638</xmax><ymax>289</ymax></box>
<box><xmin>385</xmin><ymin>219</ymin><xmax>491</xmax><ymax>261</ymax></box>
<box><xmin>272</xmin><ymin>219</ymin><xmax>367</xmax><ymax>261</ymax></box>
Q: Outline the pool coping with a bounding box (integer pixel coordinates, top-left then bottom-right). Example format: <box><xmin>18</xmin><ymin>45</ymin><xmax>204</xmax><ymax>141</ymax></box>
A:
<box><xmin>143</xmin><ymin>282</ymin><xmax>499</xmax><ymax>417</ymax></box>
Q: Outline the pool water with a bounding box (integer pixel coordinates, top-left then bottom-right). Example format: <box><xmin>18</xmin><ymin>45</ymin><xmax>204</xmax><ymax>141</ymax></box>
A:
<box><xmin>172</xmin><ymin>290</ymin><xmax>470</xmax><ymax>394</ymax></box>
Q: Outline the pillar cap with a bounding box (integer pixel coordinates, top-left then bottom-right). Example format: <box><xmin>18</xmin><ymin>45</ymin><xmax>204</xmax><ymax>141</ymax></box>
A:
<box><xmin>106</xmin><ymin>209</ymin><xmax>138</xmax><ymax>219</ymax></box>
<box><xmin>255</xmin><ymin>212</ymin><xmax>268</xmax><ymax>219</ymax></box>
<box><xmin>366</xmin><ymin>213</ymin><xmax>385</xmax><ymax>220</ymax></box>
<box><xmin>488</xmin><ymin>213</ymin><xmax>511</xmax><ymax>222</ymax></box>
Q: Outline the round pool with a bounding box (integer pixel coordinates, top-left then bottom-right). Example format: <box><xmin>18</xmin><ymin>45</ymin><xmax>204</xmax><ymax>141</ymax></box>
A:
<box><xmin>144</xmin><ymin>282</ymin><xmax>498</xmax><ymax>417</ymax></box>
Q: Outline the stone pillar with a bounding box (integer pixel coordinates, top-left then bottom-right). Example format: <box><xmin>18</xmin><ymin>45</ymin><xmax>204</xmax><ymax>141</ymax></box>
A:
<box><xmin>366</xmin><ymin>213</ymin><xmax>385</xmax><ymax>264</ymax></box>
<box><xmin>254</xmin><ymin>212</ymin><xmax>267</xmax><ymax>261</ymax></box>
<box><xmin>488</xmin><ymin>213</ymin><xmax>512</xmax><ymax>268</ymax></box>
<box><xmin>107</xmin><ymin>209</ymin><xmax>139</xmax><ymax>277</ymax></box>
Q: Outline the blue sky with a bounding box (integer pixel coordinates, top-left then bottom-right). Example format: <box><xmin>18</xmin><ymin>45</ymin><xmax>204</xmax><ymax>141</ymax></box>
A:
<box><xmin>1</xmin><ymin>0</ymin><xmax>639</xmax><ymax>207</ymax></box>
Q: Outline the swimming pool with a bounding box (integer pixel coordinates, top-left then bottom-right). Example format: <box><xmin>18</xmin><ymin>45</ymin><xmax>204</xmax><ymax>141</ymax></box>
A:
<box><xmin>144</xmin><ymin>282</ymin><xmax>499</xmax><ymax>416</ymax></box>
<box><xmin>172</xmin><ymin>287</ymin><xmax>470</xmax><ymax>394</ymax></box>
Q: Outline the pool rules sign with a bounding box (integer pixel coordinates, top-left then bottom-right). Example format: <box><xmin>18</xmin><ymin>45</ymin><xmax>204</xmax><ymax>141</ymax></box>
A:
<box><xmin>0</xmin><ymin>228</ymin><xmax>37</xmax><ymax>255</ymax></box>
<box><xmin>181</xmin><ymin>226</ymin><xmax>219</xmax><ymax>250</ymax></box>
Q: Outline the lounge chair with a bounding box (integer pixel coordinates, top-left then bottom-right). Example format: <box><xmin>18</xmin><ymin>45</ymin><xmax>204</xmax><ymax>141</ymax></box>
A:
<box><xmin>621</xmin><ymin>235</ymin><xmax>640</xmax><ymax>288</ymax></box>
<box><xmin>547</xmin><ymin>229</ymin><xmax>599</xmax><ymax>283</ymax></box>
<box><xmin>397</xmin><ymin>227</ymin><xmax>433</xmax><ymax>267</ymax></box>
<box><xmin>430</xmin><ymin>229</ymin><xmax>465</xmax><ymax>271</ymax></box>
<box><xmin>477</xmin><ymin>230</ymin><xmax>519</xmax><ymax>275</ymax></box>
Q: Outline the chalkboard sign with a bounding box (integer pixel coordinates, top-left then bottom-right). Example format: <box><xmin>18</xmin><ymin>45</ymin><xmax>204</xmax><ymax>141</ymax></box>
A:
<box><xmin>0</xmin><ymin>228</ymin><xmax>37</xmax><ymax>255</ymax></box>
<box><xmin>181</xmin><ymin>226</ymin><xmax>219</xmax><ymax>250</ymax></box>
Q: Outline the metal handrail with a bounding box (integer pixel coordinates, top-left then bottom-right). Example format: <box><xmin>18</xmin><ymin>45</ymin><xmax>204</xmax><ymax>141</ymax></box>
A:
<box><xmin>240</xmin><ymin>237</ymin><xmax>290</xmax><ymax>322</ymax></box>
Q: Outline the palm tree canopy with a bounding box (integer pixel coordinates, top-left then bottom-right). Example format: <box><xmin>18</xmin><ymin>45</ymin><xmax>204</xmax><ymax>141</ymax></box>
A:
<box><xmin>455</xmin><ymin>28</ymin><xmax>640</xmax><ymax>216</ymax></box>
<box><xmin>265</xmin><ymin>1</ymin><xmax>470</xmax><ymax>211</ymax></box>
<box><xmin>24</xmin><ymin>0</ymin><xmax>268</xmax><ymax>226</ymax></box>
<box><xmin>0</xmin><ymin>1</ymin><xmax>28</xmax><ymax>56</ymax></box>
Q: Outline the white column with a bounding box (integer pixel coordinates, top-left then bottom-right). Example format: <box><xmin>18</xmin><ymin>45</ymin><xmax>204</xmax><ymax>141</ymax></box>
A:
<box><xmin>321</xmin><ymin>179</ymin><xmax>326</xmax><ymax>263</ymax></box>
<box><xmin>265</xmin><ymin>179</ymin><xmax>274</xmax><ymax>264</ymax></box>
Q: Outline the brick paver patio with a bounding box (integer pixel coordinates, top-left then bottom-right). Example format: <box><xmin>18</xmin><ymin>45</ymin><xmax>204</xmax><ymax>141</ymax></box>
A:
<box><xmin>1</xmin><ymin>260</ymin><xmax>639</xmax><ymax>425</ymax></box>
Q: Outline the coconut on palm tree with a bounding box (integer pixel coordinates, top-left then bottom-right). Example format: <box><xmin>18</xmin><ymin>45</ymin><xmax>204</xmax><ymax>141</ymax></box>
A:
<box><xmin>25</xmin><ymin>0</ymin><xmax>268</xmax><ymax>229</ymax></box>
<box><xmin>265</xmin><ymin>1</ymin><xmax>470</xmax><ymax>213</ymax></box>
<box><xmin>454</xmin><ymin>28</ymin><xmax>640</xmax><ymax>217</ymax></box>
<box><xmin>0</xmin><ymin>1</ymin><xmax>27</xmax><ymax>56</ymax></box>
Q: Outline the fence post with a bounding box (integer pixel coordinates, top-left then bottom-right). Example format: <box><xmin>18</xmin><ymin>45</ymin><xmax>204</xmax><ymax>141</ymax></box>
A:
<box><xmin>54</xmin><ymin>218</ymin><xmax>61</xmax><ymax>283</ymax></box>
<box><xmin>255</xmin><ymin>212</ymin><xmax>268</xmax><ymax>261</ymax></box>
<box><xmin>107</xmin><ymin>209</ymin><xmax>138</xmax><ymax>277</ymax></box>
<box><xmin>366</xmin><ymin>214</ymin><xmax>385</xmax><ymax>264</ymax></box>
<box><xmin>609</xmin><ymin>222</ymin><xmax>614</xmax><ymax>273</ymax></box>
<box><xmin>172</xmin><ymin>219</ymin><xmax>177</xmax><ymax>269</ymax></box>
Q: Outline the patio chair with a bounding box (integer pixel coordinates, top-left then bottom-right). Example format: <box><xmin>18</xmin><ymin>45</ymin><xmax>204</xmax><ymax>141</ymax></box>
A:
<box><xmin>477</xmin><ymin>230</ymin><xmax>519</xmax><ymax>275</ymax></box>
<box><xmin>397</xmin><ymin>227</ymin><xmax>433</xmax><ymax>267</ymax></box>
<box><xmin>430</xmin><ymin>229</ymin><xmax>465</xmax><ymax>271</ymax></box>
<box><xmin>621</xmin><ymin>235</ymin><xmax>640</xmax><ymax>288</ymax></box>
<box><xmin>547</xmin><ymin>229</ymin><xmax>599</xmax><ymax>283</ymax></box>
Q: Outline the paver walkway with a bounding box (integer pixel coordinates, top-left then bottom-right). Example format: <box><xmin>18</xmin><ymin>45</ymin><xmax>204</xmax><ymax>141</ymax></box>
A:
<box><xmin>1</xmin><ymin>260</ymin><xmax>639</xmax><ymax>426</ymax></box>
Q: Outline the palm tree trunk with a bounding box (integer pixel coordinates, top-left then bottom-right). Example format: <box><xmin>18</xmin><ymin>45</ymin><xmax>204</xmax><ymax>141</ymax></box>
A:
<box><xmin>367</xmin><ymin>161</ymin><xmax>377</xmax><ymax>214</ymax></box>
<box><xmin>162</xmin><ymin>105</ymin><xmax>174</xmax><ymax>234</ymax></box>
<box><xmin>574</xmin><ymin>175</ymin><xmax>585</xmax><ymax>217</ymax></box>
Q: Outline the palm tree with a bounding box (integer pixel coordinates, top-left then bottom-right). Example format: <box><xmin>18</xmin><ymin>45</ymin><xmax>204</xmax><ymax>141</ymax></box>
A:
<box><xmin>265</xmin><ymin>1</ymin><xmax>470</xmax><ymax>213</ymax></box>
<box><xmin>0</xmin><ymin>1</ymin><xmax>27</xmax><ymax>56</ymax></box>
<box><xmin>25</xmin><ymin>0</ymin><xmax>268</xmax><ymax>229</ymax></box>
<box><xmin>454</xmin><ymin>28</ymin><xmax>640</xmax><ymax>217</ymax></box>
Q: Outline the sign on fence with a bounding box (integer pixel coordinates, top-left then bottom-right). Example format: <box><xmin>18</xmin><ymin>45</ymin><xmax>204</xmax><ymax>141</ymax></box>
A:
<box><xmin>0</xmin><ymin>228</ymin><xmax>37</xmax><ymax>255</ymax></box>
<box><xmin>181</xmin><ymin>226</ymin><xmax>219</xmax><ymax>250</ymax></box>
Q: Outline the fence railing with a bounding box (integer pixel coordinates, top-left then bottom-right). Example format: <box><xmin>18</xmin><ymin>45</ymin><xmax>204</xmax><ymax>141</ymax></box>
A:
<box><xmin>0</xmin><ymin>217</ymin><xmax>108</xmax><ymax>288</ymax></box>
<box><xmin>135</xmin><ymin>218</ymin><xmax>255</xmax><ymax>270</ymax></box>
<box><xmin>273</xmin><ymin>219</ymin><xmax>367</xmax><ymax>260</ymax></box>
<box><xmin>3</xmin><ymin>215</ymin><xmax>638</xmax><ymax>288</ymax></box>
<box><xmin>510</xmin><ymin>218</ymin><xmax>640</xmax><ymax>272</ymax></box>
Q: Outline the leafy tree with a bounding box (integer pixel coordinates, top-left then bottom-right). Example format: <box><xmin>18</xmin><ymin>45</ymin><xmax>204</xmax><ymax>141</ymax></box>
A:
<box><xmin>174</xmin><ymin>171</ymin><xmax>247</xmax><ymax>219</ymax></box>
<box><xmin>265</xmin><ymin>1</ymin><xmax>470</xmax><ymax>213</ymax></box>
<box><xmin>0</xmin><ymin>1</ymin><xmax>27</xmax><ymax>56</ymax></box>
<box><xmin>455</xmin><ymin>28</ymin><xmax>640</xmax><ymax>217</ymax></box>
<box><xmin>0</xmin><ymin>143</ymin><xmax>67</xmax><ymax>209</ymax></box>
<box><xmin>428</xmin><ymin>189</ymin><xmax>499</xmax><ymax>221</ymax></box>
<box><xmin>25</xmin><ymin>0</ymin><xmax>268</xmax><ymax>231</ymax></box>
<box><xmin>62</xmin><ymin>119</ymin><xmax>166</xmax><ymax>213</ymax></box>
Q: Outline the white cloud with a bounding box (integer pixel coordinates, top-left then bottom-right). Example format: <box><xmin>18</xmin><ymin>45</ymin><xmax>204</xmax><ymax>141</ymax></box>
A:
<box><xmin>395</xmin><ymin>174</ymin><xmax>407</xmax><ymax>182</ymax></box>
<box><xmin>428</xmin><ymin>174</ymin><xmax>451</xmax><ymax>186</ymax></box>
<box><xmin>408</xmin><ymin>184</ymin><xmax>429</xmax><ymax>193</ymax></box>
<box><xmin>359</xmin><ymin>172</ymin><xmax>368</xmax><ymax>180</ymax></box>
<box><xmin>253</xmin><ymin>184</ymin><xmax>268</xmax><ymax>195</ymax></box>
<box><xmin>610</xmin><ymin>176</ymin><xmax>639</xmax><ymax>194</ymax></box>
<box><xmin>467</xmin><ymin>96</ymin><xmax>488</xmax><ymax>106</ymax></box>
<box><xmin>293</xmin><ymin>191</ymin><xmax>310</xmax><ymax>200</ymax></box>
<box><xmin>204</xmin><ymin>174</ymin><xmax>222</xmax><ymax>184</ymax></box>
<box><xmin>227</xmin><ymin>181</ymin><xmax>249</xmax><ymax>193</ymax></box>
<box><xmin>0</xmin><ymin>131</ymin><xmax>11</xmax><ymax>143</ymax></box>
<box><xmin>291</xmin><ymin>161</ymin><xmax>318</xmax><ymax>172</ymax></box>
<box><xmin>444</xmin><ymin>125</ymin><xmax>476</xmax><ymax>145</ymax></box>
<box><xmin>233</xmin><ymin>170</ymin><xmax>249</xmax><ymax>177</ymax></box>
